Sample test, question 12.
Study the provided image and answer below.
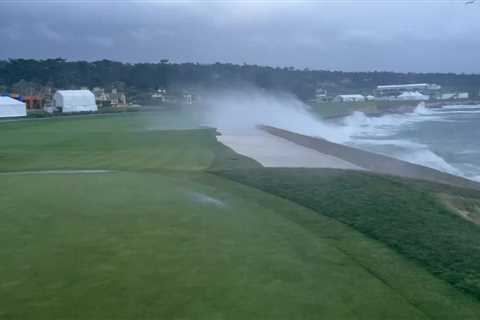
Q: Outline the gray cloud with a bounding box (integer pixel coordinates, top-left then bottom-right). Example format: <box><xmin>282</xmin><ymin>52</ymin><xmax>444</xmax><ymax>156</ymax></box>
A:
<box><xmin>0</xmin><ymin>1</ymin><xmax>479</xmax><ymax>72</ymax></box>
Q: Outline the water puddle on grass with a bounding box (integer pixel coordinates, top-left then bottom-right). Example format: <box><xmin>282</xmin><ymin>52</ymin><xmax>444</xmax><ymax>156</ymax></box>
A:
<box><xmin>188</xmin><ymin>192</ymin><xmax>227</xmax><ymax>208</ymax></box>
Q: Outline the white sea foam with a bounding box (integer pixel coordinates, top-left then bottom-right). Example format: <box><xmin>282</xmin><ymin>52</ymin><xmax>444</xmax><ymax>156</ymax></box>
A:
<box><xmin>338</xmin><ymin>104</ymin><xmax>476</xmax><ymax>180</ymax></box>
<box><xmin>440</xmin><ymin>104</ymin><xmax>480</xmax><ymax>110</ymax></box>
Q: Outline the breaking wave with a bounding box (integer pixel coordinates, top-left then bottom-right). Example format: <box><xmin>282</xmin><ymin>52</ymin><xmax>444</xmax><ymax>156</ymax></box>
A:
<box><xmin>338</xmin><ymin>103</ymin><xmax>480</xmax><ymax>182</ymax></box>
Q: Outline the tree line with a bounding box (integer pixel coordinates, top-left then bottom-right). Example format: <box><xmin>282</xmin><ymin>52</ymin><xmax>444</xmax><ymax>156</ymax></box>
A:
<box><xmin>1</xmin><ymin>58</ymin><xmax>479</xmax><ymax>101</ymax></box>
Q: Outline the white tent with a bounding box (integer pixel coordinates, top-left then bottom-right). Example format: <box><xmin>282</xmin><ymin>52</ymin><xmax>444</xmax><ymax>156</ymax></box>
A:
<box><xmin>54</xmin><ymin>90</ymin><xmax>97</xmax><ymax>113</ymax></box>
<box><xmin>334</xmin><ymin>94</ymin><xmax>366</xmax><ymax>102</ymax></box>
<box><xmin>397</xmin><ymin>91</ymin><xmax>429</xmax><ymax>101</ymax></box>
<box><xmin>0</xmin><ymin>97</ymin><xmax>27</xmax><ymax>118</ymax></box>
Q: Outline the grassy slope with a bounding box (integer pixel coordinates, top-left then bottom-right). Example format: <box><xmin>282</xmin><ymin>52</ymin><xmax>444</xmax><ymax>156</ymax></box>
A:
<box><xmin>1</xmin><ymin>115</ymin><xmax>480</xmax><ymax>319</ymax></box>
<box><xmin>218</xmin><ymin>168</ymin><xmax>480</xmax><ymax>300</ymax></box>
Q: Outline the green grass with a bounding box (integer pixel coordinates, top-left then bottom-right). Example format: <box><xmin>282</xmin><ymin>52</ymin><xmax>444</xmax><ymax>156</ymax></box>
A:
<box><xmin>2</xmin><ymin>171</ymin><xmax>480</xmax><ymax>319</ymax></box>
<box><xmin>1</xmin><ymin>114</ymin><xmax>480</xmax><ymax>319</ymax></box>
<box><xmin>218</xmin><ymin>168</ymin><xmax>480</xmax><ymax>300</ymax></box>
<box><xmin>309</xmin><ymin>101</ymin><xmax>379</xmax><ymax>118</ymax></box>
<box><xmin>0</xmin><ymin>112</ymin><xmax>257</xmax><ymax>172</ymax></box>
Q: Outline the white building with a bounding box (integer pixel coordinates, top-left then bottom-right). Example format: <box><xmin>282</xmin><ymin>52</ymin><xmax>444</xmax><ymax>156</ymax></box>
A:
<box><xmin>397</xmin><ymin>91</ymin><xmax>430</xmax><ymax>101</ymax></box>
<box><xmin>439</xmin><ymin>93</ymin><xmax>456</xmax><ymax>100</ymax></box>
<box><xmin>0</xmin><ymin>96</ymin><xmax>27</xmax><ymax>118</ymax></box>
<box><xmin>334</xmin><ymin>94</ymin><xmax>366</xmax><ymax>102</ymax></box>
<box><xmin>53</xmin><ymin>90</ymin><xmax>97</xmax><ymax>113</ymax></box>
<box><xmin>377</xmin><ymin>83</ymin><xmax>441</xmax><ymax>92</ymax></box>
<box><xmin>152</xmin><ymin>89</ymin><xmax>167</xmax><ymax>103</ymax></box>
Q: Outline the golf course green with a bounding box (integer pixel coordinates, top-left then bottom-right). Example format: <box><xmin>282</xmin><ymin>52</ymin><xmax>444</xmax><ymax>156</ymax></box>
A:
<box><xmin>1</xmin><ymin>111</ymin><xmax>480</xmax><ymax>319</ymax></box>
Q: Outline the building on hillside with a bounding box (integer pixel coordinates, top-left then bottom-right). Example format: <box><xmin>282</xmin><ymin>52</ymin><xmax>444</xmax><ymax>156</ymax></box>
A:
<box><xmin>376</xmin><ymin>83</ymin><xmax>441</xmax><ymax>96</ymax></box>
<box><xmin>0</xmin><ymin>96</ymin><xmax>27</xmax><ymax>118</ymax></box>
<box><xmin>92</xmin><ymin>87</ymin><xmax>127</xmax><ymax>107</ymax></box>
<box><xmin>439</xmin><ymin>93</ymin><xmax>456</xmax><ymax>100</ymax></box>
<box><xmin>439</xmin><ymin>92</ymin><xmax>470</xmax><ymax>100</ymax></box>
<box><xmin>53</xmin><ymin>90</ymin><xmax>97</xmax><ymax>113</ymax></box>
<box><xmin>110</xmin><ymin>89</ymin><xmax>127</xmax><ymax>107</ymax></box>
<box><xmin>24</xmin><ymin>96</ymin><xmax>43</xmax><ymax>109</ymax></box>
<box><xmin>152</xmin><ymin>89</ymin><xmax>167</xmax><ymax>103</ymax></box>
<box><xmin>313</xmin><ymin>89</ymin><xmax>328</xmax><ymax>103</ymax></box>
<box><xmin>92</xmin><ymin>87</ymin><xmax>109</xmax><ymax>106</ymax></box>
<box><xmin>397</xmin><ymin>91</ymin><xmax>430</xmax><ymax>101</ymax></box>
<box><xmin>183</xmin><ymin>93</ymin><xmax>193</xmax><ymax>105</ymax></box>
<box><xmin>334</xmin><ymin>94</ymin><xmax>366</xmax><ymax>102</ymax></box>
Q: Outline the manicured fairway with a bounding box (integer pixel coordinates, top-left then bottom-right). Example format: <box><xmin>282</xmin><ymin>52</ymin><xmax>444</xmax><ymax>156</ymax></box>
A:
<box><xmin>1</xmin><ymin>114</ymin><xmax>480</xmax><ymax>319</ymax></box>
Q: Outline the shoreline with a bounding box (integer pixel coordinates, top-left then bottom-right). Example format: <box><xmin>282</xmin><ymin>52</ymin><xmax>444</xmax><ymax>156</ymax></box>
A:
<box><xmin>260</xmin><ymin>125</ymin><xmax>480</xmax><ymax>191</ymax></box>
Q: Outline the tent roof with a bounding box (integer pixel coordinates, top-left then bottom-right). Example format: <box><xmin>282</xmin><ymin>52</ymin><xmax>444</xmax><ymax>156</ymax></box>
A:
<box><xmin>0</xmin><ymin>96</ymin><xmax>25</xmax><ymax>106</ymax></box>
<box><xmin>337</xmin><ymin>94</ymin><xmax>365</xmax><ymax>98</ymax></box>
<box><xmin>398</xmin><ymin>91</ymin><xmax>427</xmax><ymax>98</ymax></box>
<box><xmin>56</xmin><ymin>90</ymin><xmax>94</xmax><ymax>97</ymax></box>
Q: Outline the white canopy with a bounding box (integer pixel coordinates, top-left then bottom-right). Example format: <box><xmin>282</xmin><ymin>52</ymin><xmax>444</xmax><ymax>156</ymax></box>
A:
<box><xmin>335</xmin><ymin>94</ymin><xmax>366</xmax><ymax>102</ymax></box>
<box><xmin>54</xmin><ymin>90</ymin><xmax>97</xmax><ymax>113</ymax></box>
<box><xmin>0</xmin><ymin>97</ymin><xmax>27</xmax><ymax>118</ymax></box>
<box><xmin>397</xmin><ymin>91</ymin><xmax>429</xmax><ymax>101</ymax></box>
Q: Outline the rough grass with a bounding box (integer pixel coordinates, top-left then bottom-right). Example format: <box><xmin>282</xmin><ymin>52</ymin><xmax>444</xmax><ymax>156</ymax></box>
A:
<box><xmin>218</xmin><ymin>168</ymin><xmax>480</xmax><ymax>300</ymax></box>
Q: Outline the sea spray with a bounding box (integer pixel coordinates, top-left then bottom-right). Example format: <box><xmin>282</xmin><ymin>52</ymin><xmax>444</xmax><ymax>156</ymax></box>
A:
<box><xmin>201</xmin><ymin>88</ymin><xmax>350</xmax><ymax>143</ymax></box>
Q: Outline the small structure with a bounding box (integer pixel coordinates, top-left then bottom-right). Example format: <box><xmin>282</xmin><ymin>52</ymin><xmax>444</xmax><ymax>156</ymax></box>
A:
<box><xmin>183</xmin><ymin>93</ymin><xmax>193</xmax><ymax>105</ymax></box>
<box><xmin>24</xmin><ymin>96</ymin><xmax>43</xmax><ymax>109</ymax></box>
<box><xmin>334</xmin><ymin>94</ymin><xmax>366</xmax><ymax>102</ymax></box>
<box><xmin>53</xmin><ymin>90</ymin><xmax>97</xmax><ymax>113</ymax></box>
<box><xmin>397</xmin><ymin>91</ymin><xmax>429</xmax><ymax>101</ymax></box>
<box><xmin>92</xmin><ymin>87</ymin><xmax>109</xmax><ymax>106</ymax></box>
<box><xmin>0</xmin><ymin>96</ymin><xmax>27</xmax><ymax>118</ymax></box>
<box><xmin>110</xmin><ymin>89</ymin><xmax>127</xmax><ymax>107</ymax></box>
<box><xmin>439</xmin><ymin>93</ymin><xmax>456</xmax><ymax>100</ymax></box>
<box><xmin>314</xmin><ymin>89</ymin><xmax>328</xmax><ymax>103</ymax></box>
<box><xmin>152</xmin><ymin>89</ymin><xmax>167</xmax><ymax>103</ymax></box>
<box><xmin>439</xmin><ymin>92</ymin><xmax>470</xmax><ymax>100</ymax></box>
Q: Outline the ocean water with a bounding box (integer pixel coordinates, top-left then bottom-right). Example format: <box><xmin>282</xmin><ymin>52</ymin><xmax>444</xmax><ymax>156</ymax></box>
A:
<box><xmin>337</xmin><ymin>104</ymin><xmax>480</xmax><ymax>182</ymax></box>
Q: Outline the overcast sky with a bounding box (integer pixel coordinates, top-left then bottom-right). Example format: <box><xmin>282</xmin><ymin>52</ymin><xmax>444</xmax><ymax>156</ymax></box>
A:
<box><xmin>0</xmin><ymin>0</ymin><xmax>479</xmax><ymax>73</ymax></box>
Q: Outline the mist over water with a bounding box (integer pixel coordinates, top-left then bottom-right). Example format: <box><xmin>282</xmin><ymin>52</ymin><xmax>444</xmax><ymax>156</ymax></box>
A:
<box><xmin>201</xmin><ymin>88</ymin><xmax>480</xmax><ymax>182</ymax></box>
